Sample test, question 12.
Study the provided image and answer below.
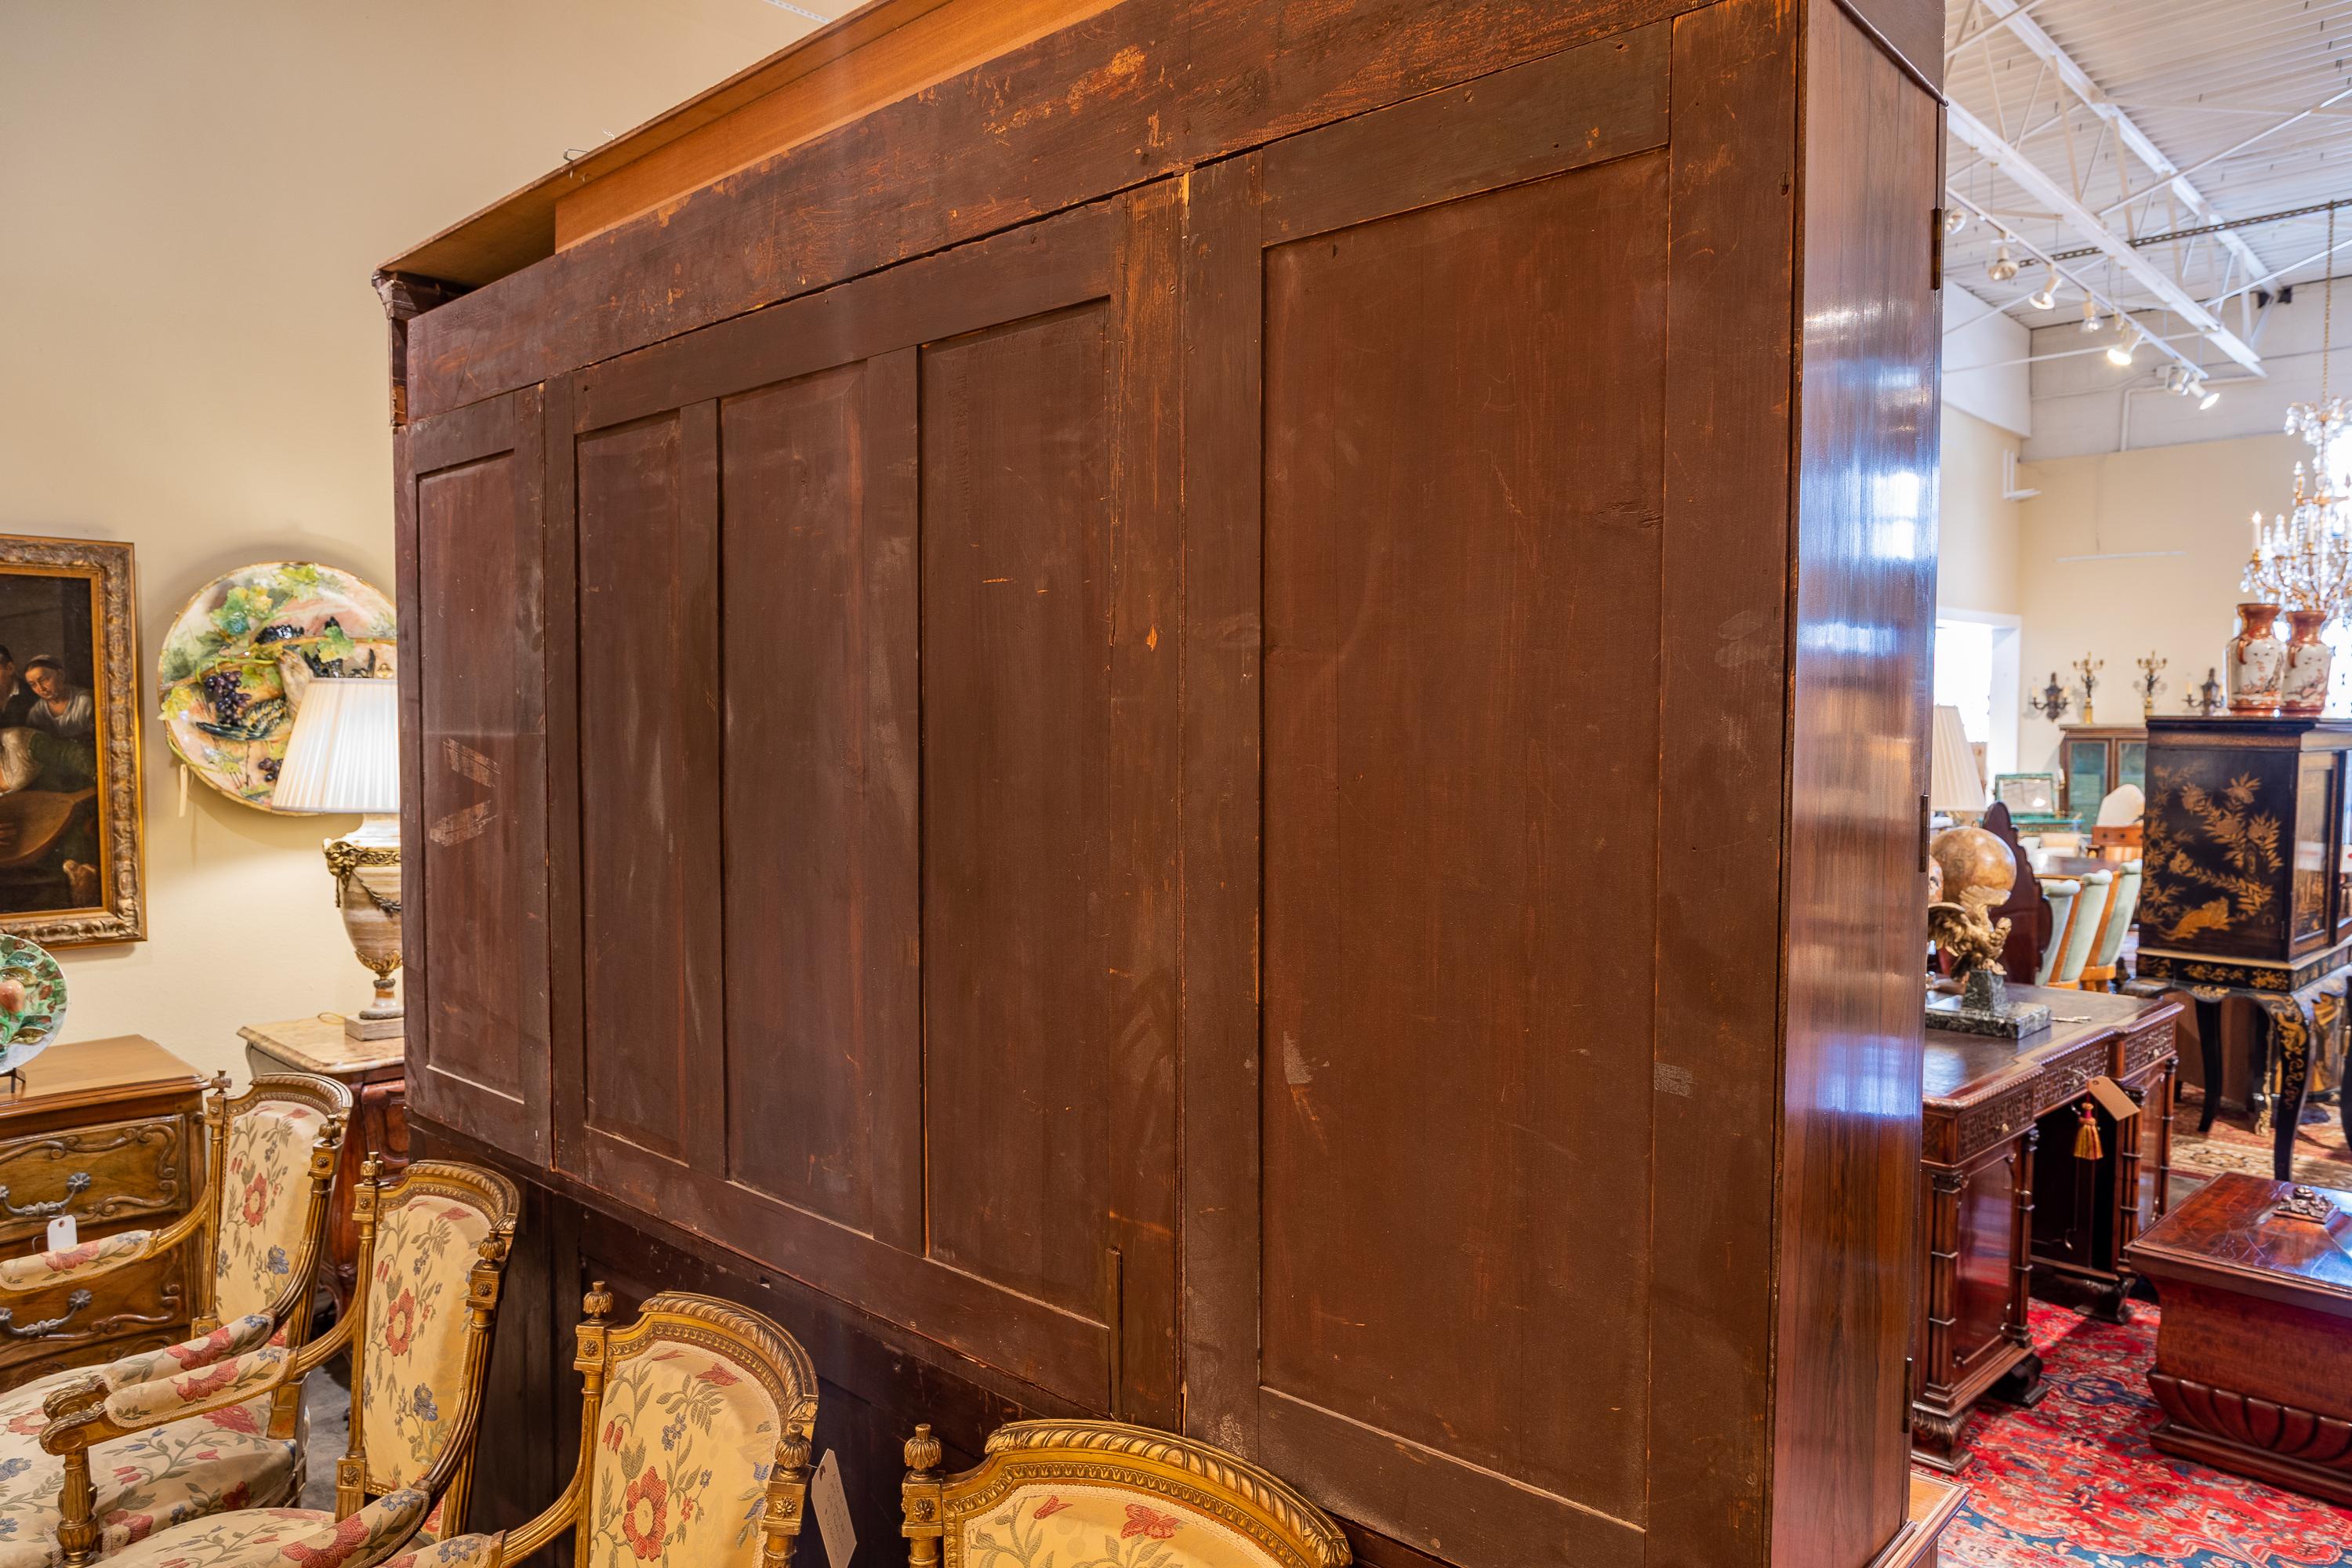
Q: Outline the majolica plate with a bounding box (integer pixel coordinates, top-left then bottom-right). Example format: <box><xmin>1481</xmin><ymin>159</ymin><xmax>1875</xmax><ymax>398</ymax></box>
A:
<box><xmin>0</xmin><ymin>934</ymin><xmax>67</xmax><ymax>1077</ymax></box>
<box><xmin>156</xmin><ymin>561</ymin><xmax>396</xmax><ymax>812</ymax></box>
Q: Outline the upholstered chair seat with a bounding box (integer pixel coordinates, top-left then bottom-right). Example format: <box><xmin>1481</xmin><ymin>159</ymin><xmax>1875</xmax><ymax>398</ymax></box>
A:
<box><xmin>902</xmin><ymin>1420</ymin><xmax>1352</xmax><ymax>1568</ymax></box>
<box><xmin>388</xmin><ymin>1287</ymin><xmax>820</xmax><ymax>1568</ymax></box>
<box><xmin>0</xmin><ymin>1076</ymin><xmax>349</xmax><ymax>1567</ymax></box>
<box><xmin>32</xmin><ymin>1160</ymin><xmax>518</xmax><ymax>1568</ymax></box>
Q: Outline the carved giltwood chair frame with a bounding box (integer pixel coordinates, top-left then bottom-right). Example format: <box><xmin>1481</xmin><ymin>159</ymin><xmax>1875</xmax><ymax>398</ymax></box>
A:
<box><xmin>900</xmin><ymin>1420</ymin><xmax>1352</xmax><ymax>1568</ymax></box>
<box><xmin>387</xmin><ymin>1285</ymin><xmax>820</xmax><ymax>1568</ymax></box>
<box><xmin>38</xmin><ymin>1156</ymin><xmax>519</xmax><ymax>1566</ymax></box>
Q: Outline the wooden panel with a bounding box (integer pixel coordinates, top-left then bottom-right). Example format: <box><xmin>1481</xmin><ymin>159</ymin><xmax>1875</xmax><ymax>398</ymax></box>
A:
<box><xmin>574</xmin><ymin>408</ymin><xmax>723</xmax><ymax>1167</ymax></box>
<box><xmin>1770</xmin><ymin>5</ymin><xmax>1942</xmax><ymax>1563</ymax></box>
<box><xmin>541</xmin><ymin>187</ymin><xmax>1178</xmax><ymax>1415</ymax></box>
<box><xmin>1168</xmin><ymin>34</ymin><xmax>1681</xmax><ymax>1558</ymax></box>
<box><xmin>404</xmin><ymin>0</ymin><xmax>1703</xmax><ymax>420</ymax></box>
<box><xmin>1260</xmin><ymin>151</ymin><xmax>1666</xmax><ymax>1534</ymax></box>
<box><xmin>919</xmin><ymin>302</ymin><xmax>1113</xmax><ymax>1321</ymax></box>
<box><xmin>401</xmin><ymin>389</ymin><xmax>552</xmax><ymax>1163</ymax></box>
<box><xmin>1649</xmin><ymin>1</ymin><xmax>1795</xmax><ymax>1559</ymax></box>
<box><xmin>718</xmin><ymin>357</ymin><xmax>921</xmax><ymax>1244</ymax></box>
<box><xmin>1951</xmin><ymin>1156</ymin><xmax>2019</xmax><ymax>1373</ymax></box>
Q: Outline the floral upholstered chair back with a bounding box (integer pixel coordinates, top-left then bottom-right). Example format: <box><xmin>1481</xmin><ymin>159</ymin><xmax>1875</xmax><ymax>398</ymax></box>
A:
<box><xmin>575</xmin><ymin>1290</ymin><xmax>818</xmax><ymax>1566</ymax></box>
<box><xmin>902</xmin><ymin>1421</ymin><xmax>1352</xmax><ymax>1568</ymax></box>
<box><xmin>209</xmin><ymin>1073</ymin><xmax>349</xmax><ymax>1329</ymax></box>
<box><xmin>347</xmin><ymin>1159</ymin><xmax>521</xmax><ymax>1526</ymax></box>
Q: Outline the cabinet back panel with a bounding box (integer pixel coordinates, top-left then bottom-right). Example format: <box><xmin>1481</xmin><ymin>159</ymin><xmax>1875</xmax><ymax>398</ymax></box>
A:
<box><xmin>575</xmin><ymin>411</ymin><xmax>723</xmax><ymax>1166</ymax></box>
<box><xmin>920</xmin><ymin>305</ymin><xmax>1115</xmax><ymax>1319</ymax></box>
<box><xmin>416</xmin><ymin>452</ymin><xmax>547</xmax><ymax>1106</ymax></box>
<box><xmin>1260</xmin><ymin>153</ymin><xmax>1666</xmax><ymax>1521</ymax></box>
<box><xmin>719</xmin><ymin>362</ymin><xmax>923</xmax><ymax>1240</ymax></box>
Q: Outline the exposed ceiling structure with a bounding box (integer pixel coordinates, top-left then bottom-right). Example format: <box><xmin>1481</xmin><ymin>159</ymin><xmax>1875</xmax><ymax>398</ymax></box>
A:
<box><xmin>1944</xmin><ymin>0</ymin><xmax>2352</xmax><ymax>379</ymax></box>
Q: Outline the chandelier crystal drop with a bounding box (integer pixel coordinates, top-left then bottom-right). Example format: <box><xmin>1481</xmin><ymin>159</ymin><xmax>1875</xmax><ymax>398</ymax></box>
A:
<box><xmin>2245</xmin><ymin>209</ymin><xmax>2352</xmax><ymax>621</ymax></box>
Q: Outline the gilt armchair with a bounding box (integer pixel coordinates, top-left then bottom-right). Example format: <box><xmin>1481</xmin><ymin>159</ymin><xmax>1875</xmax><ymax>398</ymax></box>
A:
<box><xmin>0</xmin><ymin>1073</ymin><xmax>349</xmax><ymax>1566</ymax></box>
<box><xmin>899</xmin><ymin>1419</ymin><xmax>1352</xmax><ymax>1568</ymax></box>
<box><xmin>371</xmin><ymin>1284</ymin><xmax>821</xmax><ymax>1568</ymax></box>
<box><xmin>29</xmin><ymin>1158</ymin><xmax>518</xmax><ymax>1568</ymax></box>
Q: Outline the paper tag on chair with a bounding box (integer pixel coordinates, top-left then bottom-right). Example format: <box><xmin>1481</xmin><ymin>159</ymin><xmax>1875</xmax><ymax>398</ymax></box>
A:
<box><xmin>45</xmin><ymin>1215</ymin><xmax>74</xmax><ymax>1252</ymax></box>
<box><xmin>813</xmin><ymin>1447</ymin><xmax>856</xmax><ymax>1568</ymax></box>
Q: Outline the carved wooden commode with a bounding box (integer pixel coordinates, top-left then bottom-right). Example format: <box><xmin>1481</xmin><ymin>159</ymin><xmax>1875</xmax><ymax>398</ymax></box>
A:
<box><xmin>1915</xmin><ymin>985</ymin><xmax>2181</xmax><ymax>1465</ymax></box>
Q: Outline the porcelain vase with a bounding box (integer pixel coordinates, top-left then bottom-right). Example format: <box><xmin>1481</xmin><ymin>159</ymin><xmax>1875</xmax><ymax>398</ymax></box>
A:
<box><xmin>2281</xmin><ymin>609</ymin><xmax>2333</xmax><ymax>716</ymax></box>
<box><xmin>2227</xmin><ymin>602</ymin><xmax>2287</xmax><ymax>713</ymax></box>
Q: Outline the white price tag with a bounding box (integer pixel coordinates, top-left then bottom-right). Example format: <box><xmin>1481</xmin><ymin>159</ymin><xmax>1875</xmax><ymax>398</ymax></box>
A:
<box><xmin>812</xmin><ymin>1448</ymin><xmax>855</xmax><ymax>1568</ymax></box>
<box><xmin>45</xmin><ymin>1215</ymin><xmax>74</xmax><ymax>1252</ymax></box>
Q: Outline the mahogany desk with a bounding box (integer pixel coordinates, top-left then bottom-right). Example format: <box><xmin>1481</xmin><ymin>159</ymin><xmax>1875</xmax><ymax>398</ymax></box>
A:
<box><xmin>1918</xmin><ymin>986</ymin><xmax>2181</xmax><ymax>1464</ymax></box>
<box><xmin>2127</xmin><ymin>1173</ymin><xmax>2352</xmax><ymax>1504</ymax></box>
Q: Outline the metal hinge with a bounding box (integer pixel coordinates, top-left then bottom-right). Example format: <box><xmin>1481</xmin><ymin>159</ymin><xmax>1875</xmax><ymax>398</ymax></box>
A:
<box><xmin>1930</xmin><ymin>209</ymin><xmax>1945</xmax><ymax>292</ymax></box>
<box><xmin>1921</xmin><ymin>793</ymin><xmax>1933</xmax><ymax>873</ymax></box>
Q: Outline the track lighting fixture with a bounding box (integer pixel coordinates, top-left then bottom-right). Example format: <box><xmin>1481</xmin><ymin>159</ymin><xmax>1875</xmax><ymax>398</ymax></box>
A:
<box><xmin>2027</xmin><ymin>267</ymin><xmax>2057</xmax><ymax>311</ymax></box>
<box><xmin>2106</xmin><ymin>322</ymin><xmax>2139</xmax><ymax>368</ymax></box>
<box><xmin>2199</xmin><ymin>383</ymin><xmax>2221</xmax><ymax>411</ymax></box>
<box><xmin>1944</xmin><ymin>207</ymin><xmax>1969</xmax><ymax>234</ymax></box>
<box><xmin>1987</xmin><ymin>241</ymin><xmax>2020</xmax><ymax>284</ymax></box>
<box><xmin>2081</xmin><ymin>296</ymin><xmax>2102</xmax><ymax>332</ymax></box>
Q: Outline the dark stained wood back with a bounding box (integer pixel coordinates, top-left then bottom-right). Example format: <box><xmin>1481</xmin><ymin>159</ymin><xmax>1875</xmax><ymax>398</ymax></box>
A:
<box><xmin>390</xmin><ymin>0</ymin><xmax>1947</xmax><ymax>1562</ymax></box>
<box><xmin>396</xmin><ymin>391</ymin><xmax>552</xmax><ymax>1164</ymax></box>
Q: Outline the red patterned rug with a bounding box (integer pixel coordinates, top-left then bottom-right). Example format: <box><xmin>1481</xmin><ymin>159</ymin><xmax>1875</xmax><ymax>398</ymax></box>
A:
<box><xmin>1923</xmin><ymin>1301</ymin><xmax>2352</xmax><ymax>1566</ymax></box>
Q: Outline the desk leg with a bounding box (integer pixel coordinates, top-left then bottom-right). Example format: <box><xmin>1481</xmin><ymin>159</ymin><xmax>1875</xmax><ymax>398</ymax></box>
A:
<box><xmin>2258</xmin><ymin>993</ymin><xmax>2316</xmax><ymax>1182</ymax></box>
<box><xmin>1994</xmin><ymin>1125</ymin><xmax>2045</xmax><ymax>1408</ymax></box>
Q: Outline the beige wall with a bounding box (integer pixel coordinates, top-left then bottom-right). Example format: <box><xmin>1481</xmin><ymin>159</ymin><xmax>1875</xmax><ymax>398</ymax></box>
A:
<box><xmin>0</xmin><ymin>1</ymin><xmax>817</xmax><ymax>1079</ymax></box>
<box><xmin>2016</xmin><ymin>430</ymin><xmax>2299</xmax><ymax>773</ymax></box>
<box><xmin>1938</xmin><ymin>405</ymin><xmax>2024</xmax><ymax>618</ymax></box>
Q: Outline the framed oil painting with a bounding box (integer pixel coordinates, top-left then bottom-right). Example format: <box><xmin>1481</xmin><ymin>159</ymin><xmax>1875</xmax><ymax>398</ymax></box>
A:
<box><xmin>157</xmin><ymin>561</ymin><xmax>396</xmax><ymax>811</ymax></box>
<box><xmin>0</xmin><ymin>535</ymin><xmax>145</xmax><ymax>946</ymax></box>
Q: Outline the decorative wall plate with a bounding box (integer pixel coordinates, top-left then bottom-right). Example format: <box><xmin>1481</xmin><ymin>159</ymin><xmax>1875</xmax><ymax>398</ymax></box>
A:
<box><xmin>0</xmin><ymin>933</ymin><xmax>67</xmax><ymax>1076</ymax></box>
<box><xmin>156</xmin><ymin>562</ymin><xmax>396</xmax><ymax>812</ymax></box>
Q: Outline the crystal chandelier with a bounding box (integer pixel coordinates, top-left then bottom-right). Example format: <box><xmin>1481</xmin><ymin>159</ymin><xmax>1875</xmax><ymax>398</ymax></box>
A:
<box><xmin>2245</xmin><ymin>209</ymin><xmax>2352</xmax><ymax>620</ymax></box>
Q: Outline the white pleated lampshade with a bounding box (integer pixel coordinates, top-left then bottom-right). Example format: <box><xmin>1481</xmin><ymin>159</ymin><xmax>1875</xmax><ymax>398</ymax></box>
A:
<box><xmin>270</xmin><ymin>677</ymin><xmax>401</xmax><ymax>815</ymax></box>
<box><xmin>1929</xmin><ymin>703</ymin><xmax>1987</xmax><ymax>814</ymax></box>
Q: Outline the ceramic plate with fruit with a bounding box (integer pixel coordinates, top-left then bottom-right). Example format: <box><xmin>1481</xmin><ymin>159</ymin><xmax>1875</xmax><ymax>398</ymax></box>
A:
<box><xmin>0</xmin><ymin>934</ymin><xmax>67</xmax><ymax>1077</ymax></box>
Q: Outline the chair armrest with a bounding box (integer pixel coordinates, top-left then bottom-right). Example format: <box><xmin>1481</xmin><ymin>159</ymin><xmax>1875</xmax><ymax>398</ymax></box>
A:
<box><xmin>0</xmin><ymin>1228</ymin><xmax>157</xmax><ymax>1294</ymax></box>
<box><xmin>488</xmin><ymin>1467</ymin><xmax>584</xmax><ymax>1561</ymax></box>
<box><xmin>285</xmin><ymin>1294</ymin><xmax>358</xmax><ymax>1379</ymax></box>
<box><xmin>40</xmin><ymin>1344</ymin><xmax>293</xmax><ymax>1451</ymax></box>
<box><xmin>270</xmin><ymin>1485</ymin><xmax>436</xmax><ymax>1565</ymax></box>
<box><xmin>0</xmin><ymin>1196</ymin><xmax>211</xmax><ymax>1298</ymax></box>
<box><xmin>39</xmin><ymin>1312</ymin><xmax>275</xmax><ymax>1415</ymax></box>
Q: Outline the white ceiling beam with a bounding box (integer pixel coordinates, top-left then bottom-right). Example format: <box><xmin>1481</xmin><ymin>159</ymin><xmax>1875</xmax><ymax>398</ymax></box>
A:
<box><xmin>1963</xmin><ymin>0</ymin><xmax>2269</xmax><ymax>290</ymax></box>
<box><xmin>1947</xmin><ymin>101</ymin><xmax>2265</xmax><ymax>374</ymax></box>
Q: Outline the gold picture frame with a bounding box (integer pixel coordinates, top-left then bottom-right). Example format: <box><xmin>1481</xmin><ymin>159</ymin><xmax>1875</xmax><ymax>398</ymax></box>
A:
<box><xmin>0</xmin><ymin>535</ymin><xmax>144</xmax><ymax>946</ymax></box>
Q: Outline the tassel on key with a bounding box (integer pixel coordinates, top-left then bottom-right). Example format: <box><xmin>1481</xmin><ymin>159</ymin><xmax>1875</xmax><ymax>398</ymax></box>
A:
<box><xmin>2073</xmin><ymin>1102</ymin><xmax>2103</xmax><ymax>1162</ymax></box>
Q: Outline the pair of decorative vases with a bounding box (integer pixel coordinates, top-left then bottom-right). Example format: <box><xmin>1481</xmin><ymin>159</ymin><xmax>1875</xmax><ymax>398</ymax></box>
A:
<box><xmin>2227</xmin><ymin>603</ymin><xmax>2332</xmax><ymax>714</ymax></box>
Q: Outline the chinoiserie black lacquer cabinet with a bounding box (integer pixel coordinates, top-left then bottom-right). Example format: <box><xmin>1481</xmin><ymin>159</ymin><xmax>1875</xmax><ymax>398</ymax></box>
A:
<box><xmin>383</xmin><ymin>0</ymin><xmax>1949</xmax><ymax>1563</ymax></box>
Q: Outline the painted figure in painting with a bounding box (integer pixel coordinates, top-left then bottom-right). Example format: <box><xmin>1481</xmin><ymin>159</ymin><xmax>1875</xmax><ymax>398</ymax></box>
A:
<box><xmin>0</xmin><ymin>581</ymin><xmax>108</xmax><ymax>914</ymax></box>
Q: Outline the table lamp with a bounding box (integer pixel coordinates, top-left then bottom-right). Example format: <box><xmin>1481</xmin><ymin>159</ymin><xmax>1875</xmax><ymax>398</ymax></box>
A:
<box><xmin>1929</xmin><ymin>703</ymin><xmax>1987</xmax><ymax>820</ymax></box>
<box><xmin>270</xmin><ymin>676</ymin><xmax>403</xmax><ymax>1041</ymax></box>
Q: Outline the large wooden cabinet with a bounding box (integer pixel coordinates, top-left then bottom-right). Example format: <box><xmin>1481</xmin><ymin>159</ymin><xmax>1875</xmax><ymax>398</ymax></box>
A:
<box><xmin>386</xmin><ymin>1</ymin><xmax>1947</xmax><ymax>1563</ymax></box>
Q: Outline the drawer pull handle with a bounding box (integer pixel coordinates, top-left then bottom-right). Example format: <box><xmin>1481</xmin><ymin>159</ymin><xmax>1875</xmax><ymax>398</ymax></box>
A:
<box><xmin>0</xmin><ymin>1289</ymin><xmax>93</xmax><ymax>1338</ymax></box>
<box><xmin>0</xmin><ymin>1172</ymin><xmax>92</xmax><ymax>1219</ymax></box>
